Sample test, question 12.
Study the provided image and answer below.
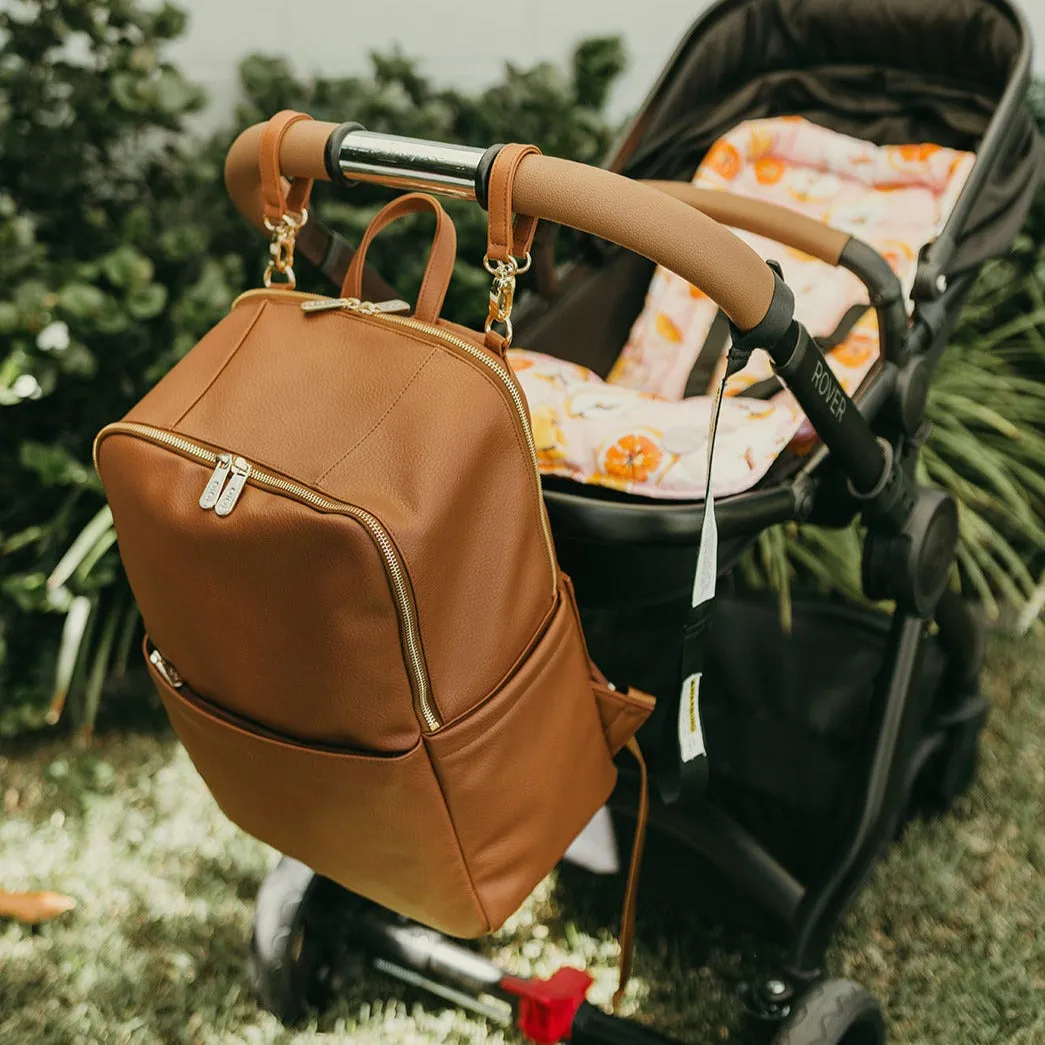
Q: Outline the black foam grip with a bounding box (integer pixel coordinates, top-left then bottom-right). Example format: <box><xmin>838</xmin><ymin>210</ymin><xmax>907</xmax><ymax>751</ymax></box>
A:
<box><xmin>475</xmin><ymin>144</ymin><xmax>505</xmax><ymax>210</ymax></box>
<box><xmin>324</xmin><ymin>122</ymin><xmax>367</xmax><ymax>185</ymax></box>
<box><xmin>726</xmin><ymin>260</ymin><xmax>795</xmax><ymax>375</ymax></box>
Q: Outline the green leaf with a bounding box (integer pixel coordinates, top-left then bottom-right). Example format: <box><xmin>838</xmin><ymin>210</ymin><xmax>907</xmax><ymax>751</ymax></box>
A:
<box><xmin>79</xmin><ymin>602</ymin><xmax>122</xmax><ymax>738</ymax></box>
<box><xmin>111</xmin><ymin>70</ymin><xmax>145</xmax><ymax>110</ymax></box>
<box><xmin>1</xmin><ymin>525</ymin><xmax>45</xmax><ymax>555</ymax></box>
<box><xmin>101</xmin><ymin>245</ymin><xmax>154</xmax><ymax>290</ymax></box>
<box><xmin>128</xmin><ymin>46</ymin><xmax>157</xmax><ymax>73</ymax></box>
<box><xmin>0</xmin><ymin>301</ymin><xmax>20</xmax><ymax>333</ymax></box>
<box><xmin>19</xmin><ymin>442</ymin><xmax>91</xmax><ymax>487</ymax></box>
<box><xmin>152</xmin><ymin>67</ymin><xmax>196</xmax><ymax>115</ymax></box>
<box><xmin>148</xmin><ymin>3</ymin><xmax>189</xmax><ymax>40</ymax></box>
<box><xmin>111</xmin><ymin>601</ymin><xmax>141</xmax><ymax>679</ymax></box>
<box><xmin>1</xmin><ymin>572</ymin><xmax>49</xmax><ymax>612</ymax></box>
<box><xmin>572</xmin><ymin>37</ymin><xmax>627</xmax><ymax>110</ymax></box>
<box><xmin>47</xmin><ymin>506</ymin><xmax>115</xmax><ymax>592</ymax></box>
<box><xmin>46</xmin><ymin>583</ymin><xmax>74</xmax><ymax>614</ymax></box>
<box><xmin>93</xmin><ymin>306</ymin><xmax>131</xmax><ymax>336</ymax></box>
<box><xmin>125</xmin><ymin>282</ymin><xmax>167</xmax><ymax>320</ymax></box>
<box><xmin>13</xmin><ymin>279</ymin><xmax>51</xmax><ymax>313</ymax></box>
<box><xmin>158</xmin><ymin>224</ymin><xmax>208</xmax><ymax>261</ymax></box>
<box><xmin>1016</xmin><ymin>569</ymin><xmax>1045</xmax><ymax>634</ymax></box>
<box><xmin>58</xmin><ymin>282</ymin><xmax>107</xmax><ymax>320</ymax></box>
<box><xmin>60</xmin><ymin>341</ymin><xmax>98</xmax><ymax>378</ymax></box>
<box><xmin>930</xmin><ymin>393</ymin><xmax>1021</xmax><ymax>439</ymax></box>
<box><xmin>73</xmin><ymin>526</ymin><xmax>118</xmax><ymax>585</ymax></box>
<box><xmin>48</xmin><ymin>594</ymin><xmax>93</xmax><ymax>725</ymax></box>
<box><xmin>955</xmin><ymin>544</ymin><xmax>998</xmax><ymax>619</ymax></box>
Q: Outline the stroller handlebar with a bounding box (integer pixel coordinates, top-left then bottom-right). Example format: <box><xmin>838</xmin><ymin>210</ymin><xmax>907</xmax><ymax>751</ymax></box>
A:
<box><xmin>224</xmin><ymin>120</ymin><xmax>776</xmax><ymax>332</ymax></box>
<box><xmin>510</xmin><ymin>155</ymin><xmax>776</xmax><ymax>330</ymax></box>
<box><xmin>644</xmin><ymin>181</ymin><xmax>851</xmax><ymax>267</ymax></box>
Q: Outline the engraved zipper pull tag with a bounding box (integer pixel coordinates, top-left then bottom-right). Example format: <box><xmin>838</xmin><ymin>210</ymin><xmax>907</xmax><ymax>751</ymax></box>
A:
<box><xmin>199</xmin><ymin>453</ymin><xmax>233</xmax><ymax>510</ymax></box>
<box><xmin>300</xmin><ymin>297</ymin><xmax>411</xmax><ymax>315</ymax></box>
<box><xmin>301</xmin><ymin>297</ymin><xmax>356</xmax><ymax>313</ymax></box>
<box><xmin>214</xmin><ymin>456</ymin><xmax>250</xmax><ymax>517</ymax></box>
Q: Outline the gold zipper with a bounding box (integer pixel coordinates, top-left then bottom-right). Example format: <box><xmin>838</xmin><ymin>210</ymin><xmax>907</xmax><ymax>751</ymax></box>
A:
<box><xmin>298</xmin><ymin>295</ymin><xmax>558</xmax><ymax>594</ymax></box>
<box><xmin>96</xmin><ymin>422</ymin><xmax>440</xmax><ymax>732</ymax></box>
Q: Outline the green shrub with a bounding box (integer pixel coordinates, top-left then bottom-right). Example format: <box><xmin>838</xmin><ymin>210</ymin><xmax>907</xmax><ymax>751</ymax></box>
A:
<box><xmin>0</xmin><ymin>0</ymin><xmax>625</xmax><ymax>735</ymax></box>
<box><xmin>0</xmin><ymin>0</ymin><xmax>237</xmax><ymax>734</ymax></box>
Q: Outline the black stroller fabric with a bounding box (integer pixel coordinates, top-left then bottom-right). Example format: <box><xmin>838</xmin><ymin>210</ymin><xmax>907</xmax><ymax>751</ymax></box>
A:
<box><xmin>584</xmin><ymin>594</ymin><xmax>949</xmax><ymax>885</ymax></box>
<box><xmin>521</xmin><ymin>0</ymin><xmax>1041</xmax><ymax>382</ymax></box>
<box><xmin>619</xmin><ymin>0</ymin><xmax>1043</xmax><ymax>276</ymax></box>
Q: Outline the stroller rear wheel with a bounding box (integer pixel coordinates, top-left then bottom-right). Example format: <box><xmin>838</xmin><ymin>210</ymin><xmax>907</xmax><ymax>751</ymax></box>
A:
<box><xmin>249</xmin><ymin>856</ymin><xmax>351</xmax><ymax>1025</ymax></box>
<box><xmin>771</xmin><ymin>979</ymin><xmax>886</xmax><ymax>1045</ymax></box>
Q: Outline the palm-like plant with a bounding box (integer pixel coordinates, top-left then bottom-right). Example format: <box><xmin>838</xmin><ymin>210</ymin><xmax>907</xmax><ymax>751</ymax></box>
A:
<box><xmin>738</xmin><ymin>249</ymin><xmax>1045</xmax><ymax>633</ymax></box>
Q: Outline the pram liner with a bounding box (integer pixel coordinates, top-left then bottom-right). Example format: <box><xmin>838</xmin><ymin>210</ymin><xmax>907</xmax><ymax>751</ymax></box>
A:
<box><xmin>519</xmin><ymin>0</ymin><xmax>1041</xmax><ymax>608</ymax></box>
<box><xmin>510</xmin><ymin>117</ymin><xmax>977</xmax><ymax>500</ymax></box>
<box><xmin>519</xmin><ymin>0</ymin><xmax>1042</xmax><ymax>496</ymax></box>
<box><xmin>224</xmin><ymin>0</ymin><xmax>1040</xmax><ymax>1040</ymax></box>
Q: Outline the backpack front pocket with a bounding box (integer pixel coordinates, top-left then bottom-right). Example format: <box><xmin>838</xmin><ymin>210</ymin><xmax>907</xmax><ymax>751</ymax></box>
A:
<box><xmin>144</xmin><ymin>638</ymin><xmax>490</xmax><ymax>936</ymax></box>
<box><xmin>98</xmin><ymin>427</ymin><xmax>432</xmax><ymax>750</ymax></box>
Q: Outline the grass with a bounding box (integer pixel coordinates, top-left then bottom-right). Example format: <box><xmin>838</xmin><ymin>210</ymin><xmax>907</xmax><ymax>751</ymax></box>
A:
<box><xmin>1</xmin><ymin>634</ymin><xmax>1043</xmax><ymax>1045</ymax></box>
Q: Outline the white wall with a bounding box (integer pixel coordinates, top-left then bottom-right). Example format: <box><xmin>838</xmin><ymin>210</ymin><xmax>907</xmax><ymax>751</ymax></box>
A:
<box><xmin>170</xmin><ymin>0</ymin><xmax>1045</xmax><ymax>128</ymax></box>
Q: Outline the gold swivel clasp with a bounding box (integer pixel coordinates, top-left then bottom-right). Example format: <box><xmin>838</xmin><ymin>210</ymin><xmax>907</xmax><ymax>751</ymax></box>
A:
<box><xmin>483</xmin><ymin>251</ymin><xmax>530</xmax><ymax>348</ymax></box>
<box><xmin>263</xmin><ymin>208</ymin><xmax>309</xmax><ymax>289</ymax></box>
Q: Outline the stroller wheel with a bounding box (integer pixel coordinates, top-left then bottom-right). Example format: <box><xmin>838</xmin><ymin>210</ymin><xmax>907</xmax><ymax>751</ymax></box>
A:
<box><xmin>771</xmin><ymin>979</ymin><xmax>886</xmax><ymax>1045</ymax></box>
<box><xmin>248</xmin><ymin>856</ymin><xmax>352</xmax><ymax>1025</ymax></box>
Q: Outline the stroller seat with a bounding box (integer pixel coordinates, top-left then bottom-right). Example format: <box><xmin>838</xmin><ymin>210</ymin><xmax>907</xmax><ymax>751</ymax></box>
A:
<box><xmin>508</xmin><ymin>117</ymin><xmax>974</xmax><ymax>501</ymax></box>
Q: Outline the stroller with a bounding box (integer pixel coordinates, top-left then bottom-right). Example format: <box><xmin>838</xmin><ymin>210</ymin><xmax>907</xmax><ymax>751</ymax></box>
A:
<box><xmin>222</xmin><ymin>0</ymin><xmax>1042</xmax><ymax>1041</ymax></box>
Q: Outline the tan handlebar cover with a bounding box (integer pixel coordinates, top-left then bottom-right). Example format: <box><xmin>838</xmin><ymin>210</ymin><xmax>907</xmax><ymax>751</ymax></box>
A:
<box><xmin>645</xmin><ymin>181</ymin><xmax>852</xmax><ymax>266</ymax></box>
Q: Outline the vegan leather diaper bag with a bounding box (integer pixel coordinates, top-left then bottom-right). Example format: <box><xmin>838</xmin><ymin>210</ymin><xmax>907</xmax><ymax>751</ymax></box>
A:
<box><xmin>95</xmin><ymin>111</ymin><xmax>654</xmax><ymax>942</ymax></box>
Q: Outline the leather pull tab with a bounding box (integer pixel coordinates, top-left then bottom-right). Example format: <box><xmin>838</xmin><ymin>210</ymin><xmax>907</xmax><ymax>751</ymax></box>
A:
<box><xmin>483</xmin><ymin>328</ymin><xmax>510</xmax><ymax>357</ymax></box>
<box><xmin>341</xmin><ymin>193</ymin><xmax>457</xmax><ymax>324</ymax></box>
<box><xmin>486</xmin><ymin>143</ymin><xmax>542</xmax><ymax>264</ymax></box>
<box><xmin>612</xmin><ymin>736</ymin><xmax>648</xmax><ymax>1013</ymax></box>
<box><xmin>260</xmin><ymin>110</ymin><xmax>314</xmax><ymax>227</ymax></box>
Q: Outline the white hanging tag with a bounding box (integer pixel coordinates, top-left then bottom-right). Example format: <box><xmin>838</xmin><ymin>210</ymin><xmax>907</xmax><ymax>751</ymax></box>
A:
<box><xmin>691</xmin><ymin>489</ymin><xmax>718</xmax><ymax>609</ymax></box>
<box><xmin>678</xmin><ymin>671</ymin><xmax>706</xmax><ymax>762</ymax></box>
<box><xmin>677</xmin><ymin>375</ymin><xmax>727</xmax><ymax>764</ymax></box>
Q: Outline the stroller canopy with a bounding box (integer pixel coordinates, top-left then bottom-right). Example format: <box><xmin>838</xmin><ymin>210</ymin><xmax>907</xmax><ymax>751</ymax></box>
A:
<box><xmin>617</xmin><ymin>0</ymin><xmax>1043</xmax><ymax>275</ymax></box>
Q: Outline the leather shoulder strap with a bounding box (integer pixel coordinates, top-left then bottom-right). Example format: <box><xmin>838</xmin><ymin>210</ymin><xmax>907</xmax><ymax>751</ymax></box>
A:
<box><xmin>612</xmin><ymin>736</ymin><xmax>648</xmax><ymax>1013</ymax></box>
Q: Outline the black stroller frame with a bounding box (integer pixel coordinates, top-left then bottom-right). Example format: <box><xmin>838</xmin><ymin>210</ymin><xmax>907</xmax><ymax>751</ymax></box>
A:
<box><xmin>243</xmin><ymin>1</ymin><xmax>1040</xmax><ymax>1040</ymax></box>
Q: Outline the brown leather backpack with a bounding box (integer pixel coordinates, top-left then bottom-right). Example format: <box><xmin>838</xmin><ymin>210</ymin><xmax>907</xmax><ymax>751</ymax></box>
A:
<box><xmin>95</xmin><ymin>112</ymin><xmax>654</xmax><ymax>942</ymax></box>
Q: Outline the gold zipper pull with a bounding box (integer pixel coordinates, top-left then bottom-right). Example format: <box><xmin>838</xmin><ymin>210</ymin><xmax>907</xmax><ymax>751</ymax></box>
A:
<box><xmin>214</xmin><ymin>456</ymin><xmax>250</xmax><ymax>517</ymax></box>
<box><xmin>300</xmin><ymin>297</ymin><xmax>411</xmax><ymax>315</ymax></box>
<box><xmin>368</xmin><ymin>299</ymin><xmax>411</xmax><ymax>314</ymax></box>
<box><xmin>149</xmin><ymin>647</ymin><xmax>183</xmax><ymax>689</ymax></box>
<box><xmin>300</xmin><ymin>297</ymin><xmax>357</xmax><ymax>313</ymax></box>
<box><xmin>199</xmin><ymin>453</ymin><xmax>233</xmax><ymax>510</ymax></box>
